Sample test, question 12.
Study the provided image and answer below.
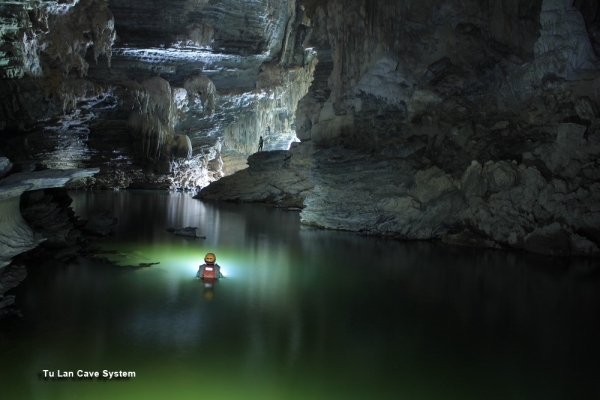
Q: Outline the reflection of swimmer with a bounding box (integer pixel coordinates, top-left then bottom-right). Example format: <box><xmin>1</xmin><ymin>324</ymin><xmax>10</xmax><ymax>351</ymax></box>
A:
<box><xmin>203</xmin><ymin>283</ymin><xmax>215</xmax><ymax>301</ymax></box>
<box><xmin>196</xmin><ymin>253</ymin><xmax>224</xmax><ymax>280</ymax></box>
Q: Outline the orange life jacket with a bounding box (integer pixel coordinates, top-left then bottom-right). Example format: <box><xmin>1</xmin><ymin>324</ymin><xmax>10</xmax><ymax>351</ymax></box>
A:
<box><xmin>201</xmin><ymin>264</ymin><xmax>217</xmax><ymax>280</ymax></box>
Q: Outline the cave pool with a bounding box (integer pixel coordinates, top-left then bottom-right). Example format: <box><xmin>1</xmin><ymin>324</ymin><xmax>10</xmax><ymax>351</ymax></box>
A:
<box><xmin>2</xmin><ymin>190</ymin><xmax>600</xmax><ymax>400</ymax></box>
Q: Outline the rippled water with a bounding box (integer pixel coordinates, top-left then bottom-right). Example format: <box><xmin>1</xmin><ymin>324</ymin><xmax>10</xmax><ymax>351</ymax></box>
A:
<box><xmin>2</xmin><ymin>191</ymin><xmax>600</xmax><ymax>399</ymax></box>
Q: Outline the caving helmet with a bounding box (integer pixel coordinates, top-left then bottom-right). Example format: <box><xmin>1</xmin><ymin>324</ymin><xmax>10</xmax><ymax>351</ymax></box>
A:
<box><xmin>204</xmin><ymin>253</ymin><xmax>216</xmax><ymax>264</ymax></box>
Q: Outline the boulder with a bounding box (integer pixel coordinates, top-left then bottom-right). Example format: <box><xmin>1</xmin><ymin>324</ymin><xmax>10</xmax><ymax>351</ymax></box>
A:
<box><xmin>461</xmin><ymin>161</ymin><xmax>487</xmax><ymax>198</ymax></box>
<box><xmin>570</xmin><ymin>233</ymin><xmax>600</xmax><ymax>256</ymax></box>
<box><xmin>412</xmin><ymin>167</ymin><xmax>455</xmax><ymax>203</ymax></box>
<box><xmin>451</xmin><ymin>122</ymin><xmax>474</xmax><ymax>148</ymax></box>
<box><xmin>0</xmin><ymin>264</ymin><xmax>27</xmax><ymax>297</ymax></box>
<box><xmin>574</xmin><ymin>97</ymin><xmax>598</xmax><ymax>122</ymax></box>
<box><xmin>483</xmin><ymin>161</ymin><xmax>519</xmax><ymax>192</ymax></box>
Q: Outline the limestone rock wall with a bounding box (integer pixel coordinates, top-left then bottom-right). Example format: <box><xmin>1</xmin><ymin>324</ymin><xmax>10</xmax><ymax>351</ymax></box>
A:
<box><xmin>291</xmin><ymin>0</ymin><xmax>600</xmax><ymax>256</ymax></box>
<box><xmin>1</xmin><ymin>0</ymin><xmax>115</xmax><ymax>80</ymax></box>
<box><xmin>1</xmin><ymin>0</ymin><xmax>116</xmax><ymax>131</ymax></box>
<box><xmin>0</xmin><ymin>160</ymin><xmax>99</xmax><ymax>269</ymax></box>
<box><xmin>2</xmin><ymin>0</ymin><xmax>600</xmax><ymax>256</ymax></box>
<box><xmin>223</xmin><ymin>55</ymin><xmax>317</xmax><ymax>154</ymax></box>
<box><xmin>200</xmin><ymin>0</ymin><xmax>600</xmax><ymax>256</ymax></box>
<box><xmin>1</xmin><ymin>0</ymin><xmax>315</xmax><ymax>190</ymax></box>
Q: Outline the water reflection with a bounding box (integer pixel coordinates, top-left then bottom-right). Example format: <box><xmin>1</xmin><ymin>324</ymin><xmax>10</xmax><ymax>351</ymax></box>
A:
<box><xmin>1</xmin><ymin>191</ymin><xmax>599</xmax><ymax>400</ymax></box>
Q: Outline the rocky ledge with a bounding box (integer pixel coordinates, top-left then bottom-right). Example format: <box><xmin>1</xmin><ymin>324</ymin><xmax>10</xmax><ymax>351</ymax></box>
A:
<box><xmin>198</xmin><ymin>125</ymin><xmax>600</xmax><ymax>257</ymax></box>
<box><xmin>195</xmin><ymin>142</ymin><xmax>314</xmax><ymax>208</ymax></box>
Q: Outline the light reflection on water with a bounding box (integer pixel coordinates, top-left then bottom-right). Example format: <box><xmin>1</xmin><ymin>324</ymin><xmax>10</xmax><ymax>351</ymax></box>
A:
<box><xmin>2</xmin><ymin>190</ymin><xmax>600</xmax><ymax>400</ymax></box>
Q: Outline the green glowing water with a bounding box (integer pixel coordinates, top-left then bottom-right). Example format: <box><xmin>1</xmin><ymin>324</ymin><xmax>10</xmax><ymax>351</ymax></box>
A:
<box><xmin>2</xmin><ymin>191</ymin><xmax>600</xmax><ymax>399</ymax></box>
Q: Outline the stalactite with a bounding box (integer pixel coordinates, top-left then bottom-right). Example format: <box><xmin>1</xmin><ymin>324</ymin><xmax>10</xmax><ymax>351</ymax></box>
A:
<box><xmin>183</xmin><ymin>74</ymin><xmax>218</xmax><ymax>115</ymax></box>
<box><xmin>127</xmin><ymin>77</ymin><xmax>175</xmax><ymax>161</ymax></box>
<box><xmin>1</xmin><ymin>0</ymin><xmax>116</xmax><ymax>80</ymax></box>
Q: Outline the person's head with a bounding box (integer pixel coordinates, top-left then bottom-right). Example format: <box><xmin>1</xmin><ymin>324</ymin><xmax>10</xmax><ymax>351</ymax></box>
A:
<box><xmin>260</xmin><ymin>136</ymin><xmax>263</xmax><ymax>139</ymax></box>
<box><xmin>204</xmin><ymin>253</ymin><xmax>216</xmax><ymax>264</ymax></box>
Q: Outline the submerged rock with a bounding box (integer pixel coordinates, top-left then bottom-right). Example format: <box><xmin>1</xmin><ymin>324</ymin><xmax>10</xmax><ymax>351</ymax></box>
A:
<box><xmin>166</xmin><ymin>227</ymin><xmax>206</xmax><ymax>239</ymax></box>
<box><xmin>442</xmin><ymin>230</ymin><xmax>503</xmax><ymax>250</ymax></box>
<box><xmin>0</xmin><ymin>264</ymin><xmax>27</xmax><ymax>298</ymax></box>
<box><xmin>83</xmin><ymin>210</ymin><xmax>118</xmax><ymax>236</ymax></box>
<box><xmin>524</xmin><ymin>223</ymin><xmax>572</xmax><ymax>257</ymax></box>
<box><xmin>0</xmin><ymin>264</ymin><xmax>27</xmax><ymax>318</ymax></box>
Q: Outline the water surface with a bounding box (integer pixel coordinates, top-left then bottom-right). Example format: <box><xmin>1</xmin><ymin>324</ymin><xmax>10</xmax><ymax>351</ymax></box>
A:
<box><xmin>2</xmin><ymin>191</ymin><xmax>600</xmax><ymax>399</ymax></box>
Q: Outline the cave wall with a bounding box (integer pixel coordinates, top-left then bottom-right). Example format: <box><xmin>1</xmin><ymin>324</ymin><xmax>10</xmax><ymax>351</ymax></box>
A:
<box><xmin>292</xmin><ymin>0</ymin><xmax>600</xmax><ymax>256</ymax></box>
<box><xmin>1</xmin><ymin>0</ymin><xmax>600</xmax><ymax>256</ymax></box>
<box><xmin>297</xmin><ymin>0</ymin><xmax>598</xmax><ymax>146</ymax></box>
<box><xmin>0</xmin><ymin>0</ymin><xmax>314</xmax><ymax>190</ymax></box>
<box><xmin>197</xmin><ymin>0</ymin><xmax>600</xmax><ymax>256</ymax></box>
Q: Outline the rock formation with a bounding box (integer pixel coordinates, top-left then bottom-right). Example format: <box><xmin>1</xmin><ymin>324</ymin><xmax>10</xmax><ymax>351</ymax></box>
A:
<box><xmin>198</xmin><ymin>0</ymin><xmax>600</xmax><ymax>257</ymax></box>
<box><xmin>166</xmin><ymin>227</ymin><xmax>206</xmax><ymax>238</ymax></box>
<box><xmin>1</xmin><ymin>0</ymin><xmax>599</xmax><ymax>257</ymax></box>
<box><xmin>0</xmin><ymin>157</ymin><xmax>99</xmax><ymax>316</ymax></box>
<box><xmin>1</xmin><ymin>0</ymin><xmax>314</xmax><ymax>190</ymax></box>
<box><xmin>0</xmin><ymin>160</ymin><xmax>98</xmax><ymax>268</ymax></box>
<box><xmin>196</xmin><ymin>141</ymin><xmax>313</xmax><ymax>207</ymax></box>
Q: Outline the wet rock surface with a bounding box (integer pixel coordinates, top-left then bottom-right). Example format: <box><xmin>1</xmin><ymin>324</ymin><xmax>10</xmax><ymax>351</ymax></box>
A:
<box><xmin>19</xmin><ymin>189</ymin><xmax>117</xmax><ymax>259</ymax></box>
